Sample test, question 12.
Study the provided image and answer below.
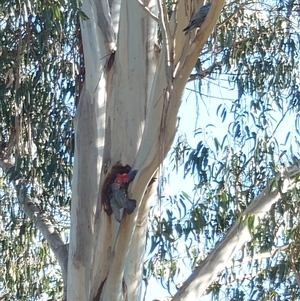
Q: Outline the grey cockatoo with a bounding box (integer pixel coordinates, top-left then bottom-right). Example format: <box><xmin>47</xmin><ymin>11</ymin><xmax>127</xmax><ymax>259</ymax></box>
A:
<box><xmin>183</xmin><ymin>3</ymin><xmax>212</xmax><ymax>35</ymax></box>
<box><xmin>109</xmin><ymin>169</ymin><xmax>137</xmax><ymax>222</ymax></box>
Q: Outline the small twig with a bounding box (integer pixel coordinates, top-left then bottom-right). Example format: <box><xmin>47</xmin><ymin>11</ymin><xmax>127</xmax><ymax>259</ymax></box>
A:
<box><xmin>290</xmin><ymin>249</ymin><xmax>300</xmax><ymax>287</ymax></box>
<box><xmin>142</xmin><ymin>278</ymin><xmax>148</xmax><ymax>301</ymax></box>
<box><xmin>157</xmin><ymin>0</ymin><xmax>173</xmax><ymax>91</ymax></box>
<box><xmin>270</xmin><ymin>105</ymin><xmax>293</xmax><ymax>139</ymax></box>
<box><xmin>0</xmin><ymin>292</ymin><xmax>10</xmax><ymax>300</ymax></box>
<box><xmin>218</xmin><ymin>2</ymin><xmax>249</xmax><ymax>27</ymax></box>
<box><xmin>188</xmin><ymin>61</ymin><xmax>222</xmax><ymax>81</ymax></box>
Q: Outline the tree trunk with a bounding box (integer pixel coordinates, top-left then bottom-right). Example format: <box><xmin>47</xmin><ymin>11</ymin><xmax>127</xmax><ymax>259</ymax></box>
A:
<box><xmin>67</xmin><ymin>1</ymin><xmax>224</xmax><ymax>300</ymax></box>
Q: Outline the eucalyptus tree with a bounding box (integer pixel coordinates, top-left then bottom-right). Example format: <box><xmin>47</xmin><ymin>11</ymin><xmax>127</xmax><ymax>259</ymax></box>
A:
<box><xmin>1</xmin><ymin>0</ymin><xmax>300</xmax><ymax>301</ymax></box>
<box><xmin>0</xmin><ymin>0</ymin><xmax>223</xmax><ymax>300</ymax></box>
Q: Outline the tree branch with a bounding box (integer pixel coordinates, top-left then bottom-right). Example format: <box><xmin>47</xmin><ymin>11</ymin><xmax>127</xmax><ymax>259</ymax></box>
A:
<box><xmin>17</xmin><ymin>185</ymin><xmax>69</xmax><ymax>299</ymax></box>
<box><xmin>188</xmin><ymin>61</ymin><xmax>222</xmax><ymax>81</ymax></box>
<box><xmin>136</xmin><ymin>0</ymin><xmax>159</xmax><ymax>22</ymax></box>
<box><xmin>0</xmin><ymin>292</ymin><xmax>10</xmax><ymax>300</ymax></box>
<box><xmin>171</xmin><ymin>163</ymin><xmax>300</xmax><ymax>300</ymax></box>
<box><xmin>0</xmin><ymin>158</ymin><xmax>69</xmax><ymax>299</ymax></box>
<box><xmin>157</xmin><ymin>0</ymin><xmax>173</xmax><ymax>91</ymax></box>
<box><xmin>216</xmin><ymin>244</ymin><xmax>290</xmax><ymax>285</ymax></box>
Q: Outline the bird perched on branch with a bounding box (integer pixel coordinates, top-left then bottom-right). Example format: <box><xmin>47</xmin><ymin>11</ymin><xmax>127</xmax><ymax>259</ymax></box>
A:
<box><xmin>183</xmin><ymin>3</ymin><xmax>212</xmax><ymax>35</ymax></box>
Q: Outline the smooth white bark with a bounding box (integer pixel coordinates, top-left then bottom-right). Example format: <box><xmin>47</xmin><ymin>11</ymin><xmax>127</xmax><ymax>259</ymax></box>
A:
<box><xmin>172</xmin><ymin>164</ymin><xmax>300</xmax><ymax>300</ymax></box>
<box><xmin>2</xmin><ymin>1</ymin><xmax>296</xmax><ymax>301</ymax></box>
<box><xmin>68</xmin><ymin>1</ymin><xmax>224</xmax><ymax>300</ymax></box>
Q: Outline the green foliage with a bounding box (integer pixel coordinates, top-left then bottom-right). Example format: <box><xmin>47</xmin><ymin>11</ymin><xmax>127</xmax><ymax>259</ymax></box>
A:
<box><xmin>146</xmin><ymin>0</ymin><xmax>300</xmax><ymax>299</ymax></box>
<box><xmin>0</xmin><ymin>0</ymin><xmax>80</xmax><ymax>298</ymax></box>
<box><xmin>1</xmin><ymin>0</ymin><xmax>300</xmax><ymax>300</ymax></box>
<box><xmin>0</xmin><ymin>181</ymin><xmax>65</xmax><ymax>300</ymax></box>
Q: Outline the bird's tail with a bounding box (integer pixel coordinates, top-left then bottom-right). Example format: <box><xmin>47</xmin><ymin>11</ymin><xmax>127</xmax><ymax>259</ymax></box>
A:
<box><xmin>125</xmin><ymin>199</ymin><xmax>137</xmax><ymax>214</ymax></box>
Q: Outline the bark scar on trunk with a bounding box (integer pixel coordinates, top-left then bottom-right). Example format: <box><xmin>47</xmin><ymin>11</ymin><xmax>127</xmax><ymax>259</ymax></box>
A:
<box><xmin>93</xmin><ymin>278</ymin><xmax>106</xmax><ymax>301</ymax></box>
